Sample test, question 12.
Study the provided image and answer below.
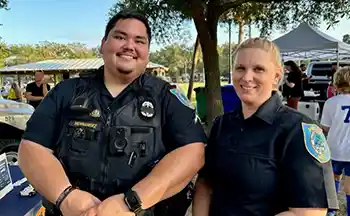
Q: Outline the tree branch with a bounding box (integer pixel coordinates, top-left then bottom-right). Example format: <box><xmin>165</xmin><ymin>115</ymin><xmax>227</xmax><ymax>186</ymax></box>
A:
<box><xmin>217</xmin><ymin>0</ymin><xmax>282</xmax><ymax>17</ymax></box>
<box><xmin>189</xmin><ymin>0</ymin><xmax>209</xmax><ymax>40</ymax></box>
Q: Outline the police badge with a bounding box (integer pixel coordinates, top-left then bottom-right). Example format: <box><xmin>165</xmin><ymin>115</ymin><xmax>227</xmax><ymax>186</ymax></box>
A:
<box><xmin>140</xmin><ymin>100</ymin><xmax>155</xmax><ymax>119</ymax></box>
<box><xmin>301</xmin><ymin>122</ymin><xmax>331</xmax><ymax>163</ymax></box>
<box><xmin>89</xmin><ymin>109</ymin><xmax>101</xmax><ymax>118</ymax></box>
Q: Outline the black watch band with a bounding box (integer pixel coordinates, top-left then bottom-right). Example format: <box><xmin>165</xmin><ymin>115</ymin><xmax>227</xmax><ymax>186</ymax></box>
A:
<box><xmin>124</xmin><ymin>190</ymin><xmax>143</xmax><ymax>214</ymax></box>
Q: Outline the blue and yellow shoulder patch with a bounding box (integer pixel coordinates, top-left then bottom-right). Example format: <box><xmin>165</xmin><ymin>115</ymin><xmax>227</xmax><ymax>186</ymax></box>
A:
<box><xmin>301</xmin><ymin>122</ymin><xmax>330</xmax><ymax>163</ymax></box>
<box><xmin>170</xmin><ymin>88</ymin><xmax>195</xmax><ymax>110</ymax></box>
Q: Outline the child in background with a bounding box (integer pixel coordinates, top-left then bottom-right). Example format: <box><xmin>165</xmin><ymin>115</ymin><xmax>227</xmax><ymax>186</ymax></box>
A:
<box><xmin>321</xmin><ymin>67</ymin><xmax>350</xmax><ymax>216</ymax></box>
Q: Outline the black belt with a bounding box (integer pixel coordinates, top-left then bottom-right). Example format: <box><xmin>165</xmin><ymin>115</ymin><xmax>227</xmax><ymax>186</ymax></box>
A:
<box><xmin>72</xmin><ymin>176</ymin><xmax>123</xmax><ymax>200</ymax></box>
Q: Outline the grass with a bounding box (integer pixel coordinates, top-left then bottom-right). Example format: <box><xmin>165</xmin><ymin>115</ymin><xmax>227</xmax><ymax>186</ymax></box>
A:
<box><xmin>175</xmin><ymin>82</ymin><xmax>205</xmax><ymax>105</ymax></box>
<box><xmin>174</xmin><ymin>82</ymin><xmax>229</xmax><ymax>106</ymax></box>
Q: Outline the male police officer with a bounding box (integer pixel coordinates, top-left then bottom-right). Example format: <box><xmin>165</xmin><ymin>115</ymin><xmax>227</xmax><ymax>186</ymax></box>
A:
<box><xmin>18</xmin><ymin>10</ymin><xmax>206</xmax><ymax>216</ymax></box>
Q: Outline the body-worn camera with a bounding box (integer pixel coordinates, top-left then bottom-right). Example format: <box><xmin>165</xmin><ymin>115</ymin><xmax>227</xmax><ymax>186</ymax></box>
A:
<box><xmin>109</xmin><ymin>127</ymin><xmax>130</xmax><ymax>155</ymax></box>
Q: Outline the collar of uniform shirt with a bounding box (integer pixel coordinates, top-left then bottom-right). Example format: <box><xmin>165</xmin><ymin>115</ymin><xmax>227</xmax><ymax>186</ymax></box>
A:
<box><xmin>235</xmin><ymin>91</ymin><xmax>282</xmax><ymax>124</ymax></box>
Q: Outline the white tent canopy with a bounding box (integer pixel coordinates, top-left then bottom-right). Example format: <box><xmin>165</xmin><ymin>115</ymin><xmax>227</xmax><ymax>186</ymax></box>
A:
<box><xmin>273</xmin><ymin>22</ymin><xmax>350</xmax><ymax>60</ymax></box>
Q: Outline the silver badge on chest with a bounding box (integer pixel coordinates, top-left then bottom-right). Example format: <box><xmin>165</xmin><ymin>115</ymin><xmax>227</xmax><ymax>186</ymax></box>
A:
<box><xmin>140</xmin><ymin>100</ymin><xmax>155</xmax><ymax>118</ymax></box>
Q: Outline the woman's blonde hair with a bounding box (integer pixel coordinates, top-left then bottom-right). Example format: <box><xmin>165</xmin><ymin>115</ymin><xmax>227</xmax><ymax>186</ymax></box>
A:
<box><xmin>232</xmin><ymin>37</ymin><xmax>283</xmax><ymax>90</ymax></box>
<box><xmin>333</xmin><ymin>66</ymin><xmax>350</xmax><ymax>94</ymax></box>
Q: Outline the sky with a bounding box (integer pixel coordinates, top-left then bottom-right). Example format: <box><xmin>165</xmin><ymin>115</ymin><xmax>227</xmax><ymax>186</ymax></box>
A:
<box><xmin>0</xmin><ymin>0</ymin><xmax>349</xmax><ymax>52</ymax></box>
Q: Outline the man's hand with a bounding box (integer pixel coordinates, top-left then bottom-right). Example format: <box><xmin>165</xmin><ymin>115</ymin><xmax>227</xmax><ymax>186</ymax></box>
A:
<box><xmin>59</xmin><ymin>189</ymin><xmax>101</xmax><ymax>216</ymax></box>
<box><xmin>42</xmin><ymin>75</ymin><xmax>50</xmax><ymax>84</ymax></box>
<box><xmin>96</xmin><ymin>194</ymin><xmax>135</xmax><ymax>216</ymax></box>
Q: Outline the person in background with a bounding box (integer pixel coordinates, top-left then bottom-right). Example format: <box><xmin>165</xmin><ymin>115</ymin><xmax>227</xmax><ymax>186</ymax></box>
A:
<box><xmin>328</xmin><ymin>63</ymin><xmax>338</xmax><ymax>81</ymax></box>
<box><xmin>25</xmin><ymin>71</ymin><xmax>51</xmax><ymax>109</ymax></box>
<box><xmin>300</xmin><ymin>63</ymin><xmax>311</xmax><ymax>90</ymax></box>
<box><xmin>7</xmin><ymin>82</ymin><xmax>22</xmax><ymax>102</ymax></box>
<box><xmin>327</xmin><ymin>63</ymin><xmax>338</xmax><ymax>99</ymax></box>
<box><xmin>1</xmin><ymin>86</ymin><xmax>8</xmax><ymax>98</ymax></box>
<box><xmin>62</xmin><ymin>72</ymin><xmax>70</xmax><ymax>81</ymax></box>
<box><xmin>321</xmin><ymin>66</ymin><xmax>350</xmax><ymax>216</ymax></box>
<box><xmin>284</xmin><ymin>60</ymin><xmax>303</xmax><ymax>110</ymax></box>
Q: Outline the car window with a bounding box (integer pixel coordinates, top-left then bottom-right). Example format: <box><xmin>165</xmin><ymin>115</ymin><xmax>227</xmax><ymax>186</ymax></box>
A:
<box><xmin>311</xmin><ymin>62</ymin><xmax>350</xmax><ymax>76</ymax></box>
<box><xmin>310</xmin><ymin>63</ymin><xmax>331</xmax><ymax>76</ymax></box>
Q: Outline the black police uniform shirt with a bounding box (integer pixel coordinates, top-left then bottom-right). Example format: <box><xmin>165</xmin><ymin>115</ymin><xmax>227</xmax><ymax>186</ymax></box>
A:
<box><xmin>199</xmin><ymin>92</ymin><xmax>338</xmax><ymax>216</ymax></box>
<box><xmin>22</xmin><ymin>69</ymin><xmax>207</xmax><ymax>187</ymax></box>
<box><xmin>25</xmin><ymin>82</ymin><xmax>51</xmax><ymax>108</ymax></box>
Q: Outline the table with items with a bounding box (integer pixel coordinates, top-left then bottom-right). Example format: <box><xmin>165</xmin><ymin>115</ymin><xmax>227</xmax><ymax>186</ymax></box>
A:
<box><xmin>0</xmin><ymin>165</ymin><xmax>43</xmax><ymax>216</ymax></box>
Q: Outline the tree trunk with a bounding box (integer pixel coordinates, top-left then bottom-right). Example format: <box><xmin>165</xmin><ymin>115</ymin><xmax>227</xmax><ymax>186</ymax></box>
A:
<box><xmin>202</xmin><ymin>38</ymin><xmax>223</xmax><ymax>128</ymax></box>
<box><xmin>238</xmin><ymin>21</ymin><xmax>244</xmax><ymax>43</ymax></box>
<box><xmin>190</xmin><ymin>0</ymin><xmax>223</xmax><ymax>129</ymax></box>
<box><xmin>228</xmin><ymin>21</ymin><xmax>232</xmax><ymax>84</ymax></box>
<box><xmin>187</xmin><ymin>35</ymin><xmax>200</xmax><ymax>100</ymax></box>
<box><xmin>248</xmin><ymin>22</ymin><xmax>252</xmax><ymax>38</ymax></box>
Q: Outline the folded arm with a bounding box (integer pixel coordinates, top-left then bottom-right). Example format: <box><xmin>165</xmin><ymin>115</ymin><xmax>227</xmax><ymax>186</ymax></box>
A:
<box><xmin>18</xmin><ymin>140</ymin><xmax>71</xmax><ymax>203</ymax></box>
<box><xmin>276</xmin><ymin>208</ymin><xmax>327</xmax><ymax>216</ymax></box>
<box><xmin>25</xmin><ymin>92</ymin><xmax>43</xmax><ymax>101</ymax></box>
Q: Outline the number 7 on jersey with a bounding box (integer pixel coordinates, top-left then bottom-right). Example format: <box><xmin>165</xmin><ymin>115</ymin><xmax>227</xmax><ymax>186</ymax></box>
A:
<box><xmin>342</xmin><ymin>106</ymin><xmax>350</xmax><ymax>123</ymax></box>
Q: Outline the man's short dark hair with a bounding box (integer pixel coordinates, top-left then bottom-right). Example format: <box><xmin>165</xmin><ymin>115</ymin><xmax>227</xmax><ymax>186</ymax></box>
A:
<box><xmin>300</xmin><ymin>63</ymin><xmax>306</xmax><ymax>67</ymax></box>
<box><xmin>104</xmin><ymin>9</ymin><xmax>152</xmax><ymax>44</ymax></box>
<box><xmin>62</xmin><ymin>72</ymin><xmax>70</xmax><ymax>80</ymax></box>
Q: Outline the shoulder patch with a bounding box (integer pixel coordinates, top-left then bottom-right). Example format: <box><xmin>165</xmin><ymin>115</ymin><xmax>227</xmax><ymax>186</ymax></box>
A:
<box><xmin>169</xmin><ymin>88</ymin><xmax>194</xmax><ymax>109</ymax></box>
<box><xmin>301</xmin><ymin>122</ymin><xmax>330</xmax><ymax>163</ymax></box>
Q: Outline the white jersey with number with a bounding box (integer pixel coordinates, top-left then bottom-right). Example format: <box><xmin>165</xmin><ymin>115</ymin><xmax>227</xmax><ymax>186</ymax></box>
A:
<box><xmin>321</xmin><ymin>94</ymin><xmax>350</xmax><ymax>161</ymax></box>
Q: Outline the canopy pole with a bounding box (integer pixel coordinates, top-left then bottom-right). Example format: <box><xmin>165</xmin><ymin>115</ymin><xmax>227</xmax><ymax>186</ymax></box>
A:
<box><xmin>336</xmin><ymin>47</ymin><xmax>340</xmax><ymax>68</ymax></box>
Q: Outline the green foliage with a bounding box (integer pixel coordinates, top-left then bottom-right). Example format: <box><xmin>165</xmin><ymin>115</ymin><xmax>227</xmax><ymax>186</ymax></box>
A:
<box><xmin>150</xmin><ymin>44</ymin><xmax>194</xmax><ymax>77</ymax></box>
<box><xmin>108</xmin><ymin>0</ymin><xmax>193</xmax><ymax>45</ymax></box>
<box><xmin>0</xmin><ymin>41</ymin><xmax>98</xmax><ymax>67</ymax></box>
<box><xmin>149</xmin><ymin>42</ymin><xmax>235</xmax><ymax>77</ymax></box>
<box><xmin>0</xmin><ymin>0</ymin><xmax>8</xmax><ymax>9</ymax></box>
<box><xmin>111</xmin><ymin>0</ymin><xmax>350</xmax><ymax>39</ymax></box>
<box><xmin>0</xmin><ymin>0</ymin><xmax>9</xmax><ymax>30</ymax></box>
<box><xmin>253</xmin><ymin>0</ymin><xmax>350</xmax><ymax>37</ymax></box>
<box><xmin>220</xmin><ymin>2</ymin><xmax>267</xmax><ymax>25</ymax></box>
<box><xmin>343</xmin><ymin>34</ymin><xmax>350</xmax><ymax>44</ymax></box>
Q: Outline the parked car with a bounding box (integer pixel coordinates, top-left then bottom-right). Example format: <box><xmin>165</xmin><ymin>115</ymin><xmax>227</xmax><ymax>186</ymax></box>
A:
<box><xmin>0</xmin><ymin>98</ymin><xmax>34</xmax><ymax>165</ymax></box>
<box><xmin>305</xmin><ymin>60</ymin><xmax>350</xmax><ymax>100</ymax></box>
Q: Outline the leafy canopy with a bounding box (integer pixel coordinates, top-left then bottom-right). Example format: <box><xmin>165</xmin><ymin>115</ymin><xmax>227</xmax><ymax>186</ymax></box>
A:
<box><xmin>111</xmin><ymin>0</ymin><xmax>350</xmax><ymax>40</ymax></box>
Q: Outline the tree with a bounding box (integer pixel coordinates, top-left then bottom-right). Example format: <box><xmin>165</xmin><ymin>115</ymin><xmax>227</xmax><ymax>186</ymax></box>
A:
<box><xmin>0</xmin><ymin>0</ymin><xmax>9</xmax><ymax>32</ymax></box>
<box><xmin>343</xmin><ymin>34</ymin><xmax>350</xmax><ymax>44</ymax></box>
<box><xmin>109</xmin><ymin>1</ymin><xmax>192</xmax><ymax>45</ymax></box>
<box><xmin>221</xmin><ymin>2</ymin><xmax>267</xmax><ymax>43</ymax></box>
<box><xmin>0</xmin><ymin>0</ymin><xmax>7</xmax><ymax>9</ymax></box>
<box><xmin>111</xmin><ymin>0</ymin><xmax>350</xmax><ymax>128</ymax></box>
<box><xmin>0</xmin><ymin>41</ymin><xmax>98</xmax><ymax>67</ymax></box>
<box><xmin>149</xmin><ymin>43</ymin><xmax>194</xmax><ymax>79</ymax></box>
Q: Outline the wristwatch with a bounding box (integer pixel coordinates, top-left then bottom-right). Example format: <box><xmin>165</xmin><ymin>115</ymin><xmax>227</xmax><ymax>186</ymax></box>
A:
<box><xmin>124</xmin><ymin>190</ymin><xmax>143</xmax><ymax>215</ymax></box>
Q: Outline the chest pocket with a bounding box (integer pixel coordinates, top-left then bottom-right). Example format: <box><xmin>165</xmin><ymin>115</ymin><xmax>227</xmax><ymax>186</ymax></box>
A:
<box><xmin>108</xmin><ymin>125</ymin><xmax>158</xmax><ymax>182</ymax></box>
<box><xmin>209</xmin><ymin>121</ymin><xmax>280</xmax><ymax>201</ymax></box>
<box><xmin>60</xmin><ymin>120</ymin><xmax>102</xmax><ymax>179</ymax></box>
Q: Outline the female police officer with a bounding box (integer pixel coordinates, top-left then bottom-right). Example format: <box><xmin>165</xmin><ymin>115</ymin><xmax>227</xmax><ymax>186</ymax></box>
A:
<box><xmin>192</xmin><ymin>38</ymin><xmax>338</xmax><ymax>216</ymax></box>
